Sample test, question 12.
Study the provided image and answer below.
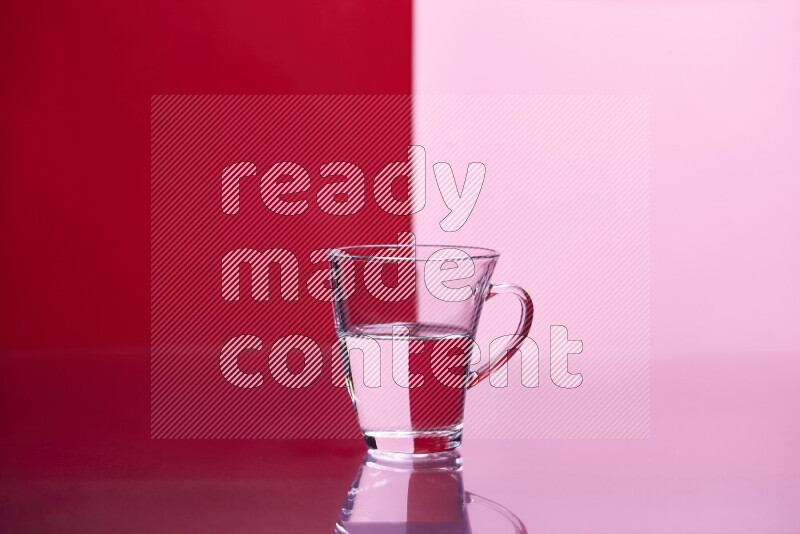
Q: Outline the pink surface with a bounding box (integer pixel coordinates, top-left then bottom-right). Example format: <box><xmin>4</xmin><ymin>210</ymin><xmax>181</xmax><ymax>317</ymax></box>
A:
<box><xmin>459</xmin><ymin>353</ymin><xmax>800</xmax><ymax>533</ymax></box>
<box><xmin>1</xmin><ymin>351</ymin><xmax>797</xmax><ymax>533</ymax></box>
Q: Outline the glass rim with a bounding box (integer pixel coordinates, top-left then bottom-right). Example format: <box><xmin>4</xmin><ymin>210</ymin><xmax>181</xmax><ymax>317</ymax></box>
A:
<box><xmin>329</xmin><ymin>244</ymin><xmax>500</xmax><ymax>262</ymax></box>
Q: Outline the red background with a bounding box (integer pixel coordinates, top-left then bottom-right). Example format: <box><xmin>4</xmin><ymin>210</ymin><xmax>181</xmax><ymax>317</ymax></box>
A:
<box><xmin>1</xmin><ymin>2</ymin><xmax>409</xmax><ymax>529</ymax></box>
<box><xmin>0</xmin><ymin>0</ymin><xmax>410</xmax><ymax>350</ymax></box>
<box><xmin>150</xmin><ymin>94</ymin><xmax>412</xmax><ymax>438</ymax></box>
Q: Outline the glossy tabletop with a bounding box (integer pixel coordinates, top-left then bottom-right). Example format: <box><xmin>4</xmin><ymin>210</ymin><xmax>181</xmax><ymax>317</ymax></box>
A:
<box><xmin>1</xmin><ymin>350</ymin><xmax>798</xmax><ymax>533</ymax></box>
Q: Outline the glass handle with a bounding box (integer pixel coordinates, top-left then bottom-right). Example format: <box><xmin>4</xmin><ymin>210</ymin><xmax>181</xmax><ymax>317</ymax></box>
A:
<box><xmin>468</xmin><ymin>282</ymin><xmax>534</xmax><ymax>387</ymax></box>
<box><xmin>466</xmin><ymin>491</ymin><xmax>528</xmax><ymax>533</ymax></box>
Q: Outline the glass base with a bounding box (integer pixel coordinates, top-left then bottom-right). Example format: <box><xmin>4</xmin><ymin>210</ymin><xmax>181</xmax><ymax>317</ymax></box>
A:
<box><xmin>362</xmin><ymin>427</ymin><xmax>463</xmax><ymax>455</ymax></box>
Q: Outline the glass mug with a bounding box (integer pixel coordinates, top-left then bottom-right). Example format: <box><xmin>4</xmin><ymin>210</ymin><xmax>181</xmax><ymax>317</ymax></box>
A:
<box><xmin>336</xmin><ymin>450</ymin><xmax>527</xmax><ymax>533</ymax></box>
<box><xmin>330</xmin><ymin>242</ymin><xmax>533</xmax><ymax>454</ymax></box>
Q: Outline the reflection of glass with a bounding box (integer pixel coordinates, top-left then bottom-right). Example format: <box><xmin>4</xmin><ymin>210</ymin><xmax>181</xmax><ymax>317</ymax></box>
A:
<box><xmin>335</xmin><ymin>450</ymin><xmax>527</xmax><ymax>533</ymax></box>
<box><xmin>330</xmin><ymin>244</ymin><xmax>533</xmax><ymax>454</ymax></box>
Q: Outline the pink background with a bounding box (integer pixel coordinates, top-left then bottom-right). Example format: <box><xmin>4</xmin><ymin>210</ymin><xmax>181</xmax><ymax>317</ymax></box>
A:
<box><xmin>413</xmin><ymin>94</ymin><xmax>651</xmax><ymax>438</ymax></box>
<box><xmin>415</xmin><ymin>0</ymin><xmax>800</xmax><ymax>531</ymax></box>
<box><xmin>415</xmin><ymin>0</ymin><xmax>800</xmax><ymax>356</ymax></box>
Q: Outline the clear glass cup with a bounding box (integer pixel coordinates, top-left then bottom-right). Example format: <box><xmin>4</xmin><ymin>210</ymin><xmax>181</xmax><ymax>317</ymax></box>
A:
<box><xmin>330</xmin><ymin>242</ymin><xmax>533</xmax><ymax>454</ymax></box>
<box><xmin>335</xmin><ymin>450</ymin><xmax>528</xmax><ymax>533</ymax></box>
